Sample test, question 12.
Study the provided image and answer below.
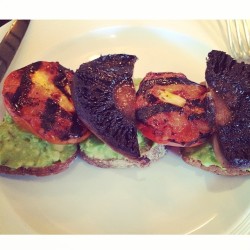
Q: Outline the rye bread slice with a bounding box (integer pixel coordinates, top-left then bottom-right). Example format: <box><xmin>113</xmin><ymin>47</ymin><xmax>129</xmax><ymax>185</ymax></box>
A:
<box><xmin>182</xmin><ymin>153</ymin><xmax>250</xmax><ymax>176</ymax></box>
<box><xmin>0</xmin><ymin>152</ymin><xmax>77</xmax><ymax>177</ymax></box>
<box><xmin>181</xmin><ymin>143</ymin><xmax>250</xmax><ymax>176</ymax></box>
<box><xmin>79</xmin><ymin>143</ymin><xmax>166</xmax><ymax>168</ymax></box>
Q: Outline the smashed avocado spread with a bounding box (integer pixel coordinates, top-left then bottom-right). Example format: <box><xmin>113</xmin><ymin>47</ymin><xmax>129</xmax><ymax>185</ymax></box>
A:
<box><xmin>0</xmin><ymin>115</ymin><xmax>77</xmax><ymax>169</ymax></box>
<box><xmin>80</xmin><ymin>132</ymin><xmax>153</xmax><ymax>160</ymax></box>
<box><xmin>184</xmin><ymin>142</ymin><xmax>224</xmax><ymax>169</ymax></box>
<box><xmin>133</xmin><ymin>78</ymin><xmax>142</xmax><ymax>91</ymax></box>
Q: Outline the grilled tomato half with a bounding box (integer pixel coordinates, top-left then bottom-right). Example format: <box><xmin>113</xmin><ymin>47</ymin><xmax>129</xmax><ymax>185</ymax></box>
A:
<box><xmin>135</xmin><ymin>72</ymin><xmax>215</xmax><ymax>147</ymax></box>
<box><xmin>2</xmin><ymin>61</ymin><xmax>90</xmax><ymax>144</ymax></box>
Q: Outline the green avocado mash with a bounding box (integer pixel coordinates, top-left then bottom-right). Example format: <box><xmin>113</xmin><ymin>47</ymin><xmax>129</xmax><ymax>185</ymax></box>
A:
<box><xmin>133</xmin><ymin>78</ymin><xmax>142</xmax><ymax>91</ymax></box>
<box><xmin>183</xmin><ymin>142</ymin><xmax>224</xmax><ymax>169</ymax></box>
<box><xmin>0</xmin><ymin>115</ymin><xmax>77</xmax><ymax>169</ymax></box>
<box><xmin>79</xmin><ymin>132</ymin><xmax>153</xmax><ymax>160</ymax></box>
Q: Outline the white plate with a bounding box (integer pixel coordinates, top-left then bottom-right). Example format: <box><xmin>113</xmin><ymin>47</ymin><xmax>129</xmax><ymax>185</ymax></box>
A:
<box><xmin>0</xmin><ymin>20</ymin><xmax>250</xmax><ymax>234</ymax></box>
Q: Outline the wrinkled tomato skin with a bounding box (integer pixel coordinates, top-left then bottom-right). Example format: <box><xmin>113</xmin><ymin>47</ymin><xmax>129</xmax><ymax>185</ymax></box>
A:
<box><xmin>135</xmin><ymin>72</ymin><xmax>214</xmax><ymax>147</ymax></box>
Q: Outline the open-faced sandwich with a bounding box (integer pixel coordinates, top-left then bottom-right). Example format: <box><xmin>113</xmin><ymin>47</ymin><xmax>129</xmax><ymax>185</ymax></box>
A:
<box><xmin>0</xmin><ymin>50</ymin><xmax>249</xmax><ymax>176</ymax></box>
<box><xmin>0</xmin><ymin>61</ymin><xmax>89</xmax><ymax>176</ymax></box>
<box><xmin>71</xmin><ymin>54</ymin><xmax>166</xmax><ymax>168</ymax></box>
<box><xmin>181</xmin><ymin>50</ymin><xmax>250</xmax><ymax>176</ymax></box>
<box><xmin>0</xmin><ymin>55</ymin><xmax>166</xmax><ymax>175</ymax></box>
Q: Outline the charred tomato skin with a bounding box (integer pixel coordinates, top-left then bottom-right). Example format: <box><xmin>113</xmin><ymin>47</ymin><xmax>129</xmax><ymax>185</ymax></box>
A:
<box><xmin>135</xmin><ymin>72</ymin><xmax>215</xmax><ymax>146</ymax></box>
<box><xmin>2</xmin><ymin>61</ymin><xmax>90</xmax><ymax>144</ymax></box>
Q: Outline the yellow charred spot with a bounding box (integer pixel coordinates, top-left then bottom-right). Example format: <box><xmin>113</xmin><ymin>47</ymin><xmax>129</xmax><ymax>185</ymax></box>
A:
<box><xmin>158</xmin><ymin>90</ymin><xmax>186</xmax><ymax>107</ymax></box>
<box><xmin>31</xmin><ymin>71</ymin><xmax>74</xmax><ymax>112</ymax></box>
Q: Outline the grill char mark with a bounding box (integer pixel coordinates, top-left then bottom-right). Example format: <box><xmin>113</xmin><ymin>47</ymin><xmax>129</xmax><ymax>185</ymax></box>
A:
<box><xmin>9</xmin><ymin>62</ymin><xmax>42</xmax><ymax>113</ymax></box>
<box><xmin>40</xmin><ymin>98</ymin><xmax>60</xmax><ymax>132</ymax></box>
<box><xmin>40</xmin><ymin>98</ymin><xmax>88</xmax><ymax>141</ymax></box>
<box><xmin>136</xmin><ymin>104</ymin><xmax>182</xmax><ymax>123</ymax></box>
<box><xmin>54</xmin><ymin>65</ymin><xmax>73</xmax><ymax>99</ymax></box>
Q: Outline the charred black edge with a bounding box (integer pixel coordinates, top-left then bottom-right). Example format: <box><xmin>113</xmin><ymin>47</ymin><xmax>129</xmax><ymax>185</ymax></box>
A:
<box><xmin>54</xmin><ymin>64</ymin><xmax>74</xmax><ymax>99</ymax></box>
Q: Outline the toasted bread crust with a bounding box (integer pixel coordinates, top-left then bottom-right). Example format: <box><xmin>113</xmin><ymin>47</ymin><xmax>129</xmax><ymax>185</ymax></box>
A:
<box><xmin>182</xmin><ymin>154</ymin><xmax>250</xmax><ymax>176</ymax></box>
<box><xmin>79</xmin><ymin>144</ymin><xmax>166</xmax><ymax>168</ymax></box>
<box><xmin>0</xmin><ymin>152</ymin><xmax>77</xmax><ymax>176</ymax></box>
